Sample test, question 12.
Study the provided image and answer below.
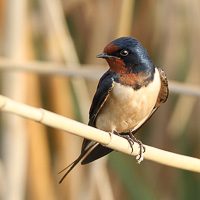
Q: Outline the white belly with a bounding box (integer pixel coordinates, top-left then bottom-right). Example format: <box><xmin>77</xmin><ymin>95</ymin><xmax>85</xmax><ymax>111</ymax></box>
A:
<box><xmin>96</xmin><ymin>68</ymin><xmax>161</xmax><ymax>133</ymax></box>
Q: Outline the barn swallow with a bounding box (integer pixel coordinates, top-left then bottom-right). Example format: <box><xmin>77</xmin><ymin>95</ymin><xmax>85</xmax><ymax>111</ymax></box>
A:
<box><xmin>59</xmin><ymin>37</ymin><xmax>168</xmax><ymax>183</ymax></box>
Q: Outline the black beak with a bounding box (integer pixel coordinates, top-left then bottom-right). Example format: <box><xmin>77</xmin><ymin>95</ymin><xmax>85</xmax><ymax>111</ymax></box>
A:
<box><xmin>96</xmin><ymin>53</ymin><xmax>113</xmax><ymax>59</ymax></box>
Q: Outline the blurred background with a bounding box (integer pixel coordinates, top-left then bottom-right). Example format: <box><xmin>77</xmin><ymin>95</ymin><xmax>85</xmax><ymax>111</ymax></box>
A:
<box><xmin>0</xmin><ymin>0</ymin><xmax>200</xmax><ymax>199</ymax></box>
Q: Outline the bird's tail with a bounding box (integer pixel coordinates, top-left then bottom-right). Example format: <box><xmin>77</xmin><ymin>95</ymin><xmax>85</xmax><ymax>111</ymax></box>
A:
<box><xmin>58</xmin><ymin>143</ymin><xmax>98</xmax><ymax>183</ymax></box>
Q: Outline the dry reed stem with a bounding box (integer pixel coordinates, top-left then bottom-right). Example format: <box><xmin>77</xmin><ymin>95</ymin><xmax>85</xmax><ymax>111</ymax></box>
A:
<box><xmin>39</xmin><ymin>0</ymin><xmax>84</xmax><ymax>197</ymax></box>
<box><xmin>0</xmin><ymin>58</ymin><xmax>200</xmax><ymax>97</ymax></box>
<box><xmin>2</xmin><ymin>0</ymin><xmax>28</xmax><ymax>199</ymax></box>
<box><xmin>167</xmin><ymin>0</ymin><xmax>200</xmax><ymax>137</ymax></box>
<box><xmin>43</xmin><ymin>0</ymin><xmax>90</xmax><ymax>124</ymax></box>
<box><xmin>0</xmin><ymin>95</ymin><xmax>200</xmax><ymax>174</ymax></box>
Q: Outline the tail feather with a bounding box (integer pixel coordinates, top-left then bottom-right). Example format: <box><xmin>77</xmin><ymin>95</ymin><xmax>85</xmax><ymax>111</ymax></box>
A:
<box><xmin>59</xmin><ymin>154</ymin><xmax>84</xmax><ymax>184</ymax></box>
<box><xmin>58</xmin><ymin>143</ymin><xmax>98</xmax><ymax>183</ymax></box>
<box><xmin>59</xmin><ymin>143</ymin><xmax>114</xmax><ymax>183</ymax></box>
<box><xmin>81</xmin><ymin>144</ymin><xmax>113</xmax><ymax>165</ymax></box>
<box><xmin>58</xmin><ymin>162</ymin><xmax>74</xmax><ymax>175</ymax></box>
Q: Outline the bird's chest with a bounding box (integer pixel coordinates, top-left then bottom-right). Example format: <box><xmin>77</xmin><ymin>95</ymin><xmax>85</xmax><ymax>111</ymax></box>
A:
<box><xmin>95</xmin><ymin>72</ymin><xmax>161</xmax><ymax>133</ymax></box>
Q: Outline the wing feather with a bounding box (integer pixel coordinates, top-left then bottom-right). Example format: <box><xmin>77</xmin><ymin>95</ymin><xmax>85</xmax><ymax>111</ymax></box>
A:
<box><xmin>88</xmin><ymin>70</ymin><xmax>115</xmax><ymax>127</ymax></box>
<box><xmin>155</xmin><ymin>66</ymin><xmax>169</xmax><ymax>107</ymax></box>
<box><xmin>81</xmin><ymin>70</ymin><xmax>115</xmax><ymax>154</ymax></box>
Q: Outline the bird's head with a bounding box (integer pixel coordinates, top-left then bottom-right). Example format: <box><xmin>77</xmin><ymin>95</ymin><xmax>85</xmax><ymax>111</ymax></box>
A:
<box><xmin>97</xmin><ymin>37</ymin><xmax>153</xmax><ymax>75</ymax></box>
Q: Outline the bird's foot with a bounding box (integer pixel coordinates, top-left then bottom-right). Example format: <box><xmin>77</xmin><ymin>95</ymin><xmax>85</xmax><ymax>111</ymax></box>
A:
<box><xmin>111</xmin><ymin>130</ymin><xmax>134</xmax><ymax>153</ymax></box>
<box><xmin>111</xmin><ymin>130</ymin><xmax>145</xmax><ymax>163</ymax></box>
<box><xmin>128</xmin><ymin>132</ymin><xmax>145</xmax><ymax>164</ymax></box>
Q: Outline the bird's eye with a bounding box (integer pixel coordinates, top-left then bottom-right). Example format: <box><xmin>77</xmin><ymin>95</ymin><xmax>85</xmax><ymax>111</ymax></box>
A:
<box><xmin>120</xmin><ymin>49</ymin><xmax>129</xmax><ymax>56</ymax></box>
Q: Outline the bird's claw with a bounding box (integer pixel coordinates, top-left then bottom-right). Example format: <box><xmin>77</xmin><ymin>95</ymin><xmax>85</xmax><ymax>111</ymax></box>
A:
<box><xmin>136</xmin><ymin>155</ymin><xmax>143</xmax><ymax>164</ymax></box>
<box><xmin>128</xmin><ymin>133</ymin><xmax>145</xmax><ymax>164</ymax></box>
<box><xmin>111</xmin><ymin>130</ymin><xmax>134</xmax><ymax>152</ymax></box>
<box><xmin>111</xmin><ymin>130</ymin><xmax>145</xmax><ymax>163</ymax></box>
<box><xmin>136</xmin><ymin>144</ymin><xmax>145</xmax><ymax>164</ymax></box>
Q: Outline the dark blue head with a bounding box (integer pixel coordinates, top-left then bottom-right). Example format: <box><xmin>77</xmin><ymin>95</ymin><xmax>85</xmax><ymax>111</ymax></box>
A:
<box><xmin>97</xmin><ymin>37</ymin><xmax>154</xmax><ymax>75</ymax></box>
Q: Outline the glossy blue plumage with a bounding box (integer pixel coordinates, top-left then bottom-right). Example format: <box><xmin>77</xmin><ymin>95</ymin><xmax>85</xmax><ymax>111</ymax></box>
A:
<box><xmin>109</xmin><ymin>37</ymin><xmax>154</xmax><ymax>74</ymax></box>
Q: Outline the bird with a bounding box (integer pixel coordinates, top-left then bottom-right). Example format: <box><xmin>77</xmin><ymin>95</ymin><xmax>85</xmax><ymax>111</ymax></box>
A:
<box><xmin>59</xmin><ymin>37</ymin><xmax>168</xmax><ymax>183</ymax></box>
